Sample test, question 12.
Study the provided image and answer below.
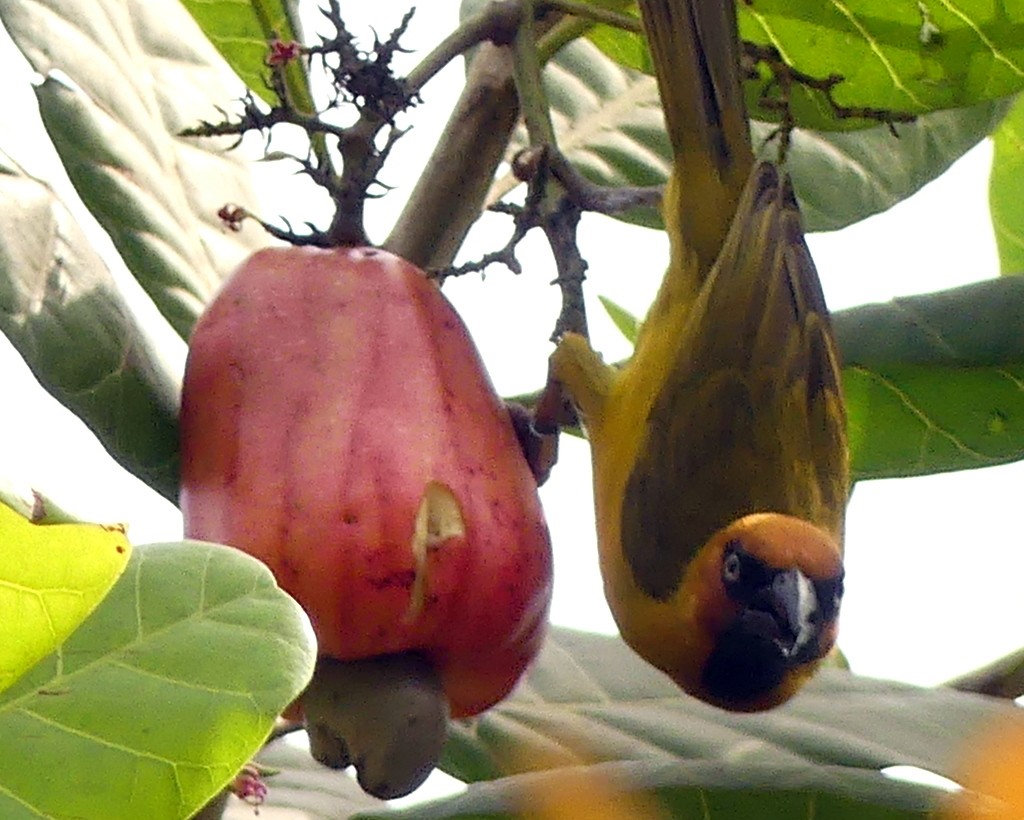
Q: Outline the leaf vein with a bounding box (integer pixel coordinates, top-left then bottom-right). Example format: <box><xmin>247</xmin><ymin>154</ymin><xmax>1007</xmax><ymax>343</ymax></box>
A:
<box><xmin>828</xmin><ymin>0</ymin><xmax>927</xmax><ymax>108</ymax></box>
<box><xmin>931</xmin><ymin>0</ymin><xmax>1024</xmax><ymax>80</ymax></box>
<box><xmin>995</xmin><ymin>368</ymin><xmax>1024</xmax><ymax>390</ymax></box>
<box><xmin>108</xmin><ymin>659</ymin><xmax>261</xmax><ymax>706</ymax></box>
<box><xmin>849</xmin><ymin>366</ymin><xmax>992</xmax><ymax>463</ymax></box>
<box><xmin>888</xmin><ymin>299</ymin><xmax>960</xmax><ymax>357</ymax></box>
<box><xmin>0</xmin><ymin>549</ymin><xmax>291</xmax><ymax>714</ymax></box>
<box><xmin>0</xmin><ymin>780</ymin><xmax>47</xmax><ymax>817</ymax></box>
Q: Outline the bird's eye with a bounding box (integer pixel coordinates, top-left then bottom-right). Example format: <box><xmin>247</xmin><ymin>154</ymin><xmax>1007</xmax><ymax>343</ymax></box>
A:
<box><xmin>722</xmin><ymin>551</ymin><xmax>742</xmax><ymax>583</ymax></box>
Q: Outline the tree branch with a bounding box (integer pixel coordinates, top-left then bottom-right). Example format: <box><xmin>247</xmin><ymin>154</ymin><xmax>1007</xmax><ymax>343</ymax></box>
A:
<box><xmin>384</xmin><ymin>0</ymin><xmax>574</xmax><ymax>270</ymax></box>
<box><xmin>383</xmin><ymin>42</ymin><xmax>521</xmax><ymax>269</ymax></box>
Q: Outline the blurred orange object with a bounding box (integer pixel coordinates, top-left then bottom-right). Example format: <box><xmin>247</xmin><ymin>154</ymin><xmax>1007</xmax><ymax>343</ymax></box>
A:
<box><xmin>505</xmin><ymin>739</ymin><xmax>668</xmax><ymax>820</ymax></box>
<box><xmin>942</xmin><ymin>713</ymin><xmax>1024</xmax><ymax>819</ymax></box>
<box><xmin>518</xmin><ymin>765</ymin><xmax>669</xmax><ymax>820</ymax></box>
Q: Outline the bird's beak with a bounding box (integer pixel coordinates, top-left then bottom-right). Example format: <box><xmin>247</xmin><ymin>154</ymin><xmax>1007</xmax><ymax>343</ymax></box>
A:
<box><xmin>700</xmin><ymin>567</ymin><xmax>826</xmax><ymax>707</ymax></box>
<box><xmin>765</xmin><ymin>568</ymin><xmax>820</xmax><ymax>663</ymax></box>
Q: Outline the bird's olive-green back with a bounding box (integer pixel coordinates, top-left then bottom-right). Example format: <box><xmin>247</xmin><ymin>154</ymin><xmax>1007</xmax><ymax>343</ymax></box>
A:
<box><xmin>622</xmin><ymin>164</ymin><xmax>848</xmax><ymax>601</ymax></box>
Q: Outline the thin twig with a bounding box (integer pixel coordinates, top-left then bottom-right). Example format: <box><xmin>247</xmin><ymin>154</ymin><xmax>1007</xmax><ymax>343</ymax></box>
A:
<box><xmin>526</xmin><ymin>147</ymin><xmax>662</xmax><ymax>215</ymax></box>
<box><xmin>513</xmin><ymin>0</ymin><xmax>558</xmax><ymax>149</ymax></box>
<box><xmin>535</xmin><ymin>0</ymin><xmax>635</xmax><ymax>61</ymax></box>
<box><xmin>180</xmin><ymin>92</ymin><xmax>350</xmax><ymax>144</ymax></box>
<box><xmin>742</xmin><ymin>41</ymin><xmax>917</xmax><ymax>157</ymax></box>
<box><xmin>539</xmin><ymin>0</ymin><xmax>641</xmax><ymax>33</ymax></box>
<box><xmin>511</xmin><ymin>2</ymin><xmax>589</xmax><ymax>341</ymax></box>
<box><xmin>542</xmin><ymin>200</ymin><xmax>588</xmax><ymax>341</ymax></box>
<box><xmin>404</xmin><ymin>0</ymin><xmax>525</xmax><ymax>94</ymax></box>
<box><xmin>432</xmin><ymin>180</ymin><xmax>545</xmax><ymax>280</ymax></box>
<box><xmin>383</xmin><ymin>2</ymin><xmax>564</xmax><ymax>269</ymax></box>
<box><xmin>186</xmin><ymin>5</ymin><xmax>430</xmax><ymax>247</ymax></box>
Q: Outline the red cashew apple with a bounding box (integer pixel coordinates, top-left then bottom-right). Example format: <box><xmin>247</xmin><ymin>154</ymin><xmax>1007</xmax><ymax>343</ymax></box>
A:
<box><xmin>180</xmin><ymin>246</ymin><xmax>553</xmax><ymax>796</ymax></box>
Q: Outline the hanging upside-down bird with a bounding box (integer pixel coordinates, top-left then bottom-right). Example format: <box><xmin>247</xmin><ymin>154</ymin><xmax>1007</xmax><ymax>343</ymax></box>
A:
<box><xmin>546</xmin><ymin>0</ymin><xmax>849</xmax><ymax>710</ymax></box>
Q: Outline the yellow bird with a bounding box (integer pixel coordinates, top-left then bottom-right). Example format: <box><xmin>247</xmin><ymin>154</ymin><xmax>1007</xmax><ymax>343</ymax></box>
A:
<box><xmin>547</xmin><ymin>0</ymin><xmax>849</xmax><ymax>710</ymax></box>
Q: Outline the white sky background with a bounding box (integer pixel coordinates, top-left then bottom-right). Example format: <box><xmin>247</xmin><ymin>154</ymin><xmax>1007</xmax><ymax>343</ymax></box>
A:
<box><xmin>2</xmin><ymin>0</ymin><xmax>1023</xmax><ymax>717</ymax></box>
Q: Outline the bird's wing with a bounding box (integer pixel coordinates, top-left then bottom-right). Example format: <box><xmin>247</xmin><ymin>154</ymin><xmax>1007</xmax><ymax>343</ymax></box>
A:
<box><xmin>620</xmin><ymin>164</ymin><xmax>848</xmax><ymax>600</ymax></box>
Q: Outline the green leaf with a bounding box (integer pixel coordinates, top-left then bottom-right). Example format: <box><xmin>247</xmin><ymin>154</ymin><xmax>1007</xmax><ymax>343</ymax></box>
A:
<box><xmin>493</xmin><ymin>37</ymin><xmax>1008</xmax><ymax>233</ymax></box>
<box><xmin>945</xmin><ymin>645</ymin><xmax>1024</xmax><ymax>700</ymax></box>
<box><xmin>597</xmin><ymin>295</ymin><xmax>640</xmax><ymax>344</ymax></box>
<box><xmin>776</xmin><ymin>99</ymin><xmax>1010</xmax><ymax>232</ymax></box>
<box><xmin>844</xmin><ymin>363</ymin><xmax>1024</xmax><ymax>480</ymax></box>
<box><xmin>241</xmin><ymin>627</ymin><xmax>1015</xmax><ymax>818</ymax></box>
<box><xmin>833</xmin><ymin>277</ymin><xmax>1024</xmax><ymax>479</ymax></box>
<box><xmin>737</xmin><ymin>0</ymin><xmax>1024</xmax><ymax>129</ymax></box>
<box><xmin>243</xmin><ymin>628</ymin><xmax>1015</xmax><ymax>818</ymax></box>
<box><xmin>0</xmin><ymin>502</ymin><xmax>130</xmax><ymax>696</ymax></box>
<box><xmin>0</xmin><ymin>0</ymin><xmax>267</xmax><ymax>338</ymax></box>
<box><xmin>0</xmin><ymin>160</ymin><xmax>183</xmax><ymax>501</ymax></box>
<box><xmin>179</xmin><ymin>0</ymin><xmax>317</xmax><ymax>114</ymax></box>
<box><xmin>589</xmin><ymin>0</ymin><xmax>1024</xmax><ymax>130</ymax></box>
<box><xmin>369</xmin><ymin>763</ymin><xmax>940</xmax><ymax>819</ymax></box>
<box><xmin>585</xmin><ymin>9</ymin><xmax>646</xmax><ymax>74</ymax></box>
<box><xmin>442</xmin><ymin>629</ymin><xmax>1007</xmax><ymax>786</ymax></box>
<box><xmin>0</xmin><ymin>540</ymin><xmax>315</xmax><ymax>820</ymax></box>
<box><xmin>990</xmin><ymin>94</ymin><xmax>1024</xmax><ymax>275</ymax></box>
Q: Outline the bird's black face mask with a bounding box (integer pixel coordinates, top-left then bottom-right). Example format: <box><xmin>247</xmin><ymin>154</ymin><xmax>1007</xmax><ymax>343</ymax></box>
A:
<box><xmin>702</xmin><ymin>539</ymin><xmax>843</xmax><ymax>705</ymax></box>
